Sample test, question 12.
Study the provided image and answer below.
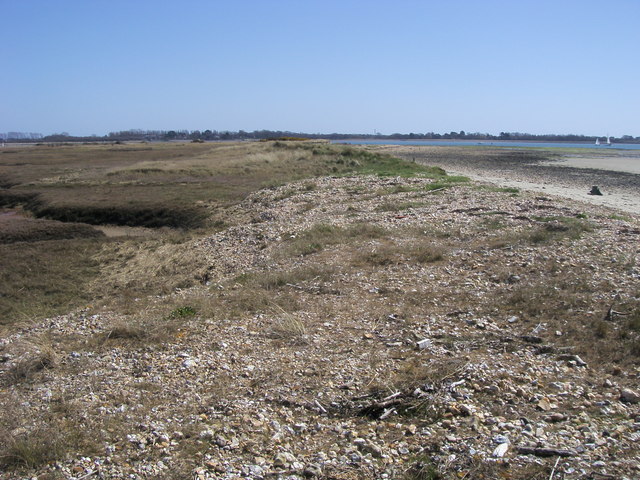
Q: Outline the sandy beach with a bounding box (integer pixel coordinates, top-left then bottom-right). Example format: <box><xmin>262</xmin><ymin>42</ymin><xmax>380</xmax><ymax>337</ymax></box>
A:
<box><xmin>381</xmin><ymin>145</ymin><xmax>640</xmax><ymax>215</ymax></box>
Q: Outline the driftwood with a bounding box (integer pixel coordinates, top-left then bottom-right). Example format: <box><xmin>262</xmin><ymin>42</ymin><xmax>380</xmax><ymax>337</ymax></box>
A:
<box><xmin>358</xmin><ymin>392</ymin><xmax>404</xmax><ymax>418</ymax></box>
<box><xmin>516</xmin><ymin>446</ymin><xmax>575</xmax><ymax>457</ymax></box>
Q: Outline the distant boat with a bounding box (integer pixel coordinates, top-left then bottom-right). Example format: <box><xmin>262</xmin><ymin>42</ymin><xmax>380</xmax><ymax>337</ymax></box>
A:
<box><xmin>595</xmin><ymin>137</ymin><xmax>612</xmax><ymax>146</ymax></box>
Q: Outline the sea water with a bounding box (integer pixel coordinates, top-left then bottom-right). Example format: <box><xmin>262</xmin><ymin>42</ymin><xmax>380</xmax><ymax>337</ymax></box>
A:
<box><xmin>334</xmin><ymin>139</ymin><xmax>640</xmax><ymax>150</ymax></box>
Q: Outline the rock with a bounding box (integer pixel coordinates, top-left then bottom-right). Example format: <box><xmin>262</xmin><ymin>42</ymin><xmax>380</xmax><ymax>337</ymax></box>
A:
<box><xmin>537</xmin><ymin>397</ymin><xmax>552</xmax><ymax>411</ymax></box>
<box><xmin>620</xmin><ymin>388</ymin><xmax>640</xmax><ymax>404</ymax></box>
<box><xmin>199</xmin><ymin>429</ymin><xmax>215</xmax><ymax>440</ymax></box>
<box><xmin>493</xmin><ymin>442</ymin><xmax>509</xmax><ymax>457</ymax></box>
<box><xmin>273</xmin><ymin>451</ymin><xmax>297</xmax><ymax>468</ymax></box>
<box><xmin>459</xmin><ymin>404</ymin><xmax>473</xmax><ymax>416</ymax></box>
<box><xmin>405</xmin><ymin>424</ymin><xmax>418</xmax><ymax>435</ymax></box>
<box><xmin>516</xmin><ymin>446</ymin><xmax>576</xmax><ymax>457</ymax></box>
<box><xmin>548</xmin><ymin>413</ymin><xmax>566</xmax><ymax>423</ymax></box>
<box><xmin>557</xmin><ymin>354</ymin><xmax>587</xmax><ymax>367</ymax></box>
<box><xmin>521</xmin><ymin>335</ymin><xmax>543</xmax><ymax>344</ymax></box>
<box><xmin>182</xmin><ymin>358</ymin><xmax>197</xmax><ymax>369</ymax></box>
<box><xmin>214</xmin><ymin>435</ymin><xmax>227</xmax><ymax>447</ymax></box>
<box><xmin>358</xmin><ymin>441</ymin><xmax>383</xmax><ymax>458</ymax></box>
<box><xmin>416</xmin><ymin>338</ymin><xmax>431</xmax><ymax>350</ymax></box>
<box><xmin>303</xmin><ymin>463</ymin><xmax>323</xmax><ymax>477</ymax></box>
<box><xmin>589</xmin><ymin>186</ymin><xmax>603</xmax><ymax>196</ymax></box>
<box><xmin>493</xmin><ymin>434</ymin><xmax>509</xmax><ymax>444</ymax></box>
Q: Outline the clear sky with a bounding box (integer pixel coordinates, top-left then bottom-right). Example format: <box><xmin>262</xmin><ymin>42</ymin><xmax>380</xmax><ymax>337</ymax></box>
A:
<box><xmin>2</xmin><ymin>0</ymin><xmax>639</xmax><ymax>137</ymax></box>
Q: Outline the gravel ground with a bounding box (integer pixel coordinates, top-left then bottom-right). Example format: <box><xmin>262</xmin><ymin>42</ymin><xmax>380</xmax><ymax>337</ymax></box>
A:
<box><xmin>1</xmin><ymin>174</ymin><xmax>639</xmax><ymax>479</ymax></box>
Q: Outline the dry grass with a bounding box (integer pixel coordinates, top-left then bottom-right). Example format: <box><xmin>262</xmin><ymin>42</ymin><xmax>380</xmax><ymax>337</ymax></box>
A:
<box><xmin>0</xmin><ymin>392</ymin><xmax>100</xmax><ymax>471</ymax></box>
<box><xmin>1</xmin><ymin>141</ymin><xmax>450</xmax><ymax>326</ymax></box>
<box><xmin>353</xmin><ymin>239</ymin><xmax>445</xmax><ymax>266</ymax></box>
<box><xmin>268</xmin><ymin>307</ymin><xmax>308</xmax><ymax>344</ymax></box>
<box><xmin>2</xmin><ymin>336</ymin><xmax>57</xmax><ymax>386</ymax></box>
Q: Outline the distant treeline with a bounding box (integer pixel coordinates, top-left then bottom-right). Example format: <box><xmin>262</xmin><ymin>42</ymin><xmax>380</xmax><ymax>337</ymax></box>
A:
<box><xmin>4</xmin><ymin>129</ymin><xmax>640</xmax><ymax>143</ymax></box>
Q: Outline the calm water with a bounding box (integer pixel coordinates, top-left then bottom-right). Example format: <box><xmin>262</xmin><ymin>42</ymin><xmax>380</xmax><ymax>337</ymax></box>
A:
<box><xmin>334</xmin><ymin>139</ymin><xmax>640</xmax><ymax>151</ymax></box>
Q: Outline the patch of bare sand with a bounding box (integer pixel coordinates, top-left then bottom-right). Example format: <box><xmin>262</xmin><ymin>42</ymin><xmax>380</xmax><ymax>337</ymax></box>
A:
<box><xmin>542</xmin><ymin>153</ymin><xmax>640</xmax><ymax>175</ymax></box>
<box><xmin>459</xmin><ymin>170</ymin><xmax>640</xmax><ymax>215</ymax></box>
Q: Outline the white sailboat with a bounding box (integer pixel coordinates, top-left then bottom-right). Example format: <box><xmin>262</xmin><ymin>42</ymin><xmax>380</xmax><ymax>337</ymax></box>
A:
<box><xmin>595</xmin><ymin>138</ymin><xmax>600</xmax><ymax>145</ymax></box>
<box><xmin>595</xmin><ymin>136</ymin><xmax>612</xmax><ymax>146</ymax></box>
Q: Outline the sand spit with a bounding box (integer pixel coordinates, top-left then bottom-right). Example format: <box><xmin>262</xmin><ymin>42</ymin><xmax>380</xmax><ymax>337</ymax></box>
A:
<box><xmin>383</xmin><ymin>146</ymin><xmax>640</xmax><ymax>215</ymax></box>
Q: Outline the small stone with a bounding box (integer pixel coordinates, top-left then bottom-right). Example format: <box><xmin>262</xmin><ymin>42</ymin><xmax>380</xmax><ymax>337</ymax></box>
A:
<box><xmin>459</xmin><ymin>404</ymin><xmax>473</xmax><ymax>416</ymax></box>
<box><xmin>416</xmin><ymin>339</ymin><xmax>431</xmax><ymax>350</ymax></box>
<box><xmin>493</xmin><ymin>443</ymin><xmax>509</xmax><ymax>457</ymax></box>
<box><xmin>557</xmin><ymin>354</ymin><xmax>587</xmax><ymax>367</ymax></box>
<box><xmin>620</xmin><ymin>388</ymin><xmax>640</xmax><ymax>404</ymax></box>
<box><xmin>521</xmin><ymin>335</ymin><xmax>543</xmax><ymax>344</ymax></box>
<box><xmin>293</xmin><ymin>423</ymin><xmax>308</xmax><ymax>433</ymax></box>
<box><xmin>273</xmin><ymin>451</ymin><xmax>296</xmax><ymax>468</ymax></box>
<box><xmin>353</xmin><ymin>437</ymin><xmax>366</xmax><ymax>447</ymax></box>
<box><xmin>537</xmin><ymin>398</ymin><xmax>552</xmax><ymax>411</ymax></box>
<box><xmin>199</xmin><ymin>429</ymin><xmax>215</xmax><ymax>440</ymax></box>
<box><xmin>493</xmin><ymin>434</ymin><xmax>509</xmax><ymax>444</ymax></box>
<box><xmin>362</xmin><ymin>442</ymin><xmax>383</xmax><ymax>458</ymax></box>
<box><xmin>548</xmin><ymin>413</ymin><xmax>566</xmax><ymax>423</ymax></box>
<box><xmin>303</xmin><ymin>463</ymin><xmax>323</xmax><ymax>477</ymax></box>
<box><xmin>182</xmin><ymin>358</ymin><xmax>197</xmax><ymax>369</ymax></box>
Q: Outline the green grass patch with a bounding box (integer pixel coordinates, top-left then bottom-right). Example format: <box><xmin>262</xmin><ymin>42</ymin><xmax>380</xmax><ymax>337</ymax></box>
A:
<box><xmin>424</xmin><ymin>175</ymin><xmax>470</xmax><ymax>192</ymax></box>
<box><xmin>529</xmin><ymin>216</ymin><xmax>593</xmax><ymax>243</ymax></box>
<box><xmin>608</xmin><ymin>213</ymin><xmax>632</xmax><ymax>222</ymax></box>
<box><xmin>169</xmin><ymin>305</ymin><xmax>197</xmax><ymax>319</ymax></box>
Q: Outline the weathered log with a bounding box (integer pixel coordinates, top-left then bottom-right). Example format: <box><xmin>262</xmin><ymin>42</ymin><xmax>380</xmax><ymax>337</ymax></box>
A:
<box><xmin>516</xmin><ymin>446</ymin><xmax>575</xmax><ymax>457</ymax></box>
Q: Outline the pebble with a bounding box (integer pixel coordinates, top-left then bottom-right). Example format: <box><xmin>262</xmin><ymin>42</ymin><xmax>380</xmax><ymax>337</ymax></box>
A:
<box><xmin>620</xmin><ymin>388</ymin><xmax>640</xmax><ymax>404</ymax></box>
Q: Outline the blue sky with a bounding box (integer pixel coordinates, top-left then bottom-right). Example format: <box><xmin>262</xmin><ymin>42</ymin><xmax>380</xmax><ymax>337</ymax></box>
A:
<box><xmin>2</xmin><ymin>0</ymin><xmax>639</xmax><ymax>137</ymax></box>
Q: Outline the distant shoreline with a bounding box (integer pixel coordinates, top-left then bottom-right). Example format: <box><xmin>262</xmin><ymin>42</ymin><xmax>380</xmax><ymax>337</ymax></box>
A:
<box><xmin>337</xmin><ymin>139</ymin><xmax>640</xmax><ymax>151</ymax></box>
